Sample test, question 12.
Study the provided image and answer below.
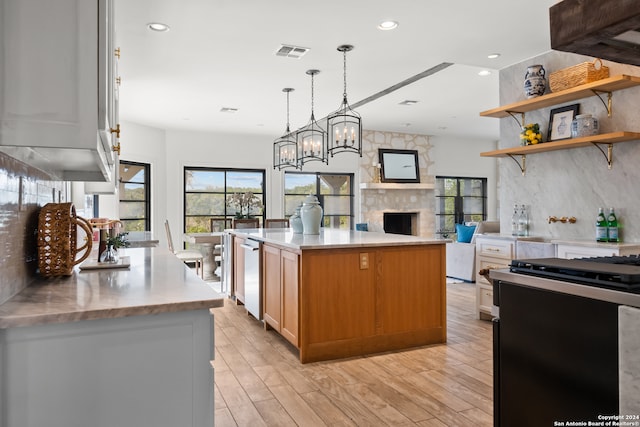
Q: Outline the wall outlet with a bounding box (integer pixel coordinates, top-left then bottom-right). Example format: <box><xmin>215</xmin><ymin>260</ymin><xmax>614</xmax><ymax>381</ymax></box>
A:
<box><xmin>359</xmin><ymin>253</ymin><xmax>369</xmax><ymax>269</ymax></box>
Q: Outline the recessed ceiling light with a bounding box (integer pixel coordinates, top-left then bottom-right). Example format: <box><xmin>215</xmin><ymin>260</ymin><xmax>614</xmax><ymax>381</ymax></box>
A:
<box><xmin>147</xmin><ymin>22</ymin><xmax>170</xmax><ymax>32</ymax></box>
<box><xmin>220</xmin><ymin>107</ymin><xmax>238</xmax><ymax>113</ymax></box>
<box><xmin>399</xmin><ymin>100</ymin><xmax>418</xmax><ymax>106</ymax></box>
<box><xmin>378</xmin><ymin>20</ymin><xmax>398</xmax><ymax>31</ymax></box>
<box><xmin>487</xmin><ymin>53</ymin><xmax>500</xmax><ymax>59</ymax></box>
<box><xmin>478</xmin><ymin>70</ymin><xmax>491</xmax><ymax>76</ymax></box>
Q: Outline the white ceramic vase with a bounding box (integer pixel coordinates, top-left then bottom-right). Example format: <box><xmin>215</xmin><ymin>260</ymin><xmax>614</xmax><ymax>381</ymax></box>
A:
<box><xmin>300</xmin><ymin>195</ymin><xmax>322</xmax><ymax>235</ymax></box>
<box><xmin>290</xmin><ymin>204</ymin><xmax>303</xmax><ymax>234</ymax></box>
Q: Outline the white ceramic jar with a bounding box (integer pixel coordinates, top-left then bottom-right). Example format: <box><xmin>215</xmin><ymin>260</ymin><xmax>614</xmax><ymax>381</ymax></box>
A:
<box><xmin>290</xmin><ymin>204</ymin><xmax>303</xmax><ymax>234</ymax></box>
<box><xmin>300</xmin><ymin>195</ymin><xmax>322</xmax><ymax>235</ymax></box>
<box><xmin>571</xmin><ymin>114</ymin><xmax>599</xmax><ymax>138</ymax></box>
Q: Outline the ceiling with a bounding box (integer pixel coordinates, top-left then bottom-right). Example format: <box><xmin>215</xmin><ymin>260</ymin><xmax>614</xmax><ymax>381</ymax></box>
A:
<box><xmin>115</xmin><ymin>0</ymin><xmax>559</xmax><ymax>142</ymax></box>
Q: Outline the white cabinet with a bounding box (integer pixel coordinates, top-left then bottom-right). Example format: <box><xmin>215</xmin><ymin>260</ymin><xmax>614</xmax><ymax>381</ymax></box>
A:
<box><xmin>0</xmin><ymin>0</ymin><xmax>117</xmax><ymax>182</ymax></box>
<box><xmin>475</xmin><ymin>236</ymin><xmax>515</xmax><ymax>320</ymax></box>
<box><xmin>1</xmin><ymin>310</ymin><xmax>214</xmax><ymax>427</ymax></box>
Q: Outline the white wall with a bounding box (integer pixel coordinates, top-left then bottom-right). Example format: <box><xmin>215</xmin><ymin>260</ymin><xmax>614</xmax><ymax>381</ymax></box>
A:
<box><xmin>98</xmin><ymin>123</ymin><xmax>498</xmax><ymax>244</ymax></box>
<box><xmin>118</xmin><ymin>121</ymin><xmax>167</xmax><ymax>246</ymax></box>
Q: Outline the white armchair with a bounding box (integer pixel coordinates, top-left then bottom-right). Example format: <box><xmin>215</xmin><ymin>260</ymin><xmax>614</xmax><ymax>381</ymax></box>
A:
<box><xmin>446</xmin><ymin>221</ymin><xmax>500</xmax><ymax>282</ymax></box>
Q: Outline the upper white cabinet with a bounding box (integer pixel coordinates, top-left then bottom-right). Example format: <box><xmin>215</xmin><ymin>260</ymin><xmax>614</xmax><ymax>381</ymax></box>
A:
<box><xmin>0</xmin><ymin>0</ymin><xmax>117</xmax><ymax>182</ymax></box>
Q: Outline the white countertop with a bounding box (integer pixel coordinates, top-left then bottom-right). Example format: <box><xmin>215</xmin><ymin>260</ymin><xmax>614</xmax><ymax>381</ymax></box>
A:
<box><xmin>0</xmin><ymin>247</ymin><xmax>224</xmax><ymax>328</ymax></box>
<box><xmin>474</xmin><ymin>233</ymin><xmax>545</xmax><ymax>242</ymax></box>
<box><xmin>550</xmin><ymin>239</ymin><xmax>640</xmax><ymax>250</ymax></box>
<box><xmin>228</xmin><ymin>228</ymin><xmax>448</xmax><ymax>250</ymax></box>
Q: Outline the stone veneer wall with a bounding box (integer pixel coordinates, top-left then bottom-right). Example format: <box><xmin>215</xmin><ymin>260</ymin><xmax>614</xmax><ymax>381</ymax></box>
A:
<box><xmin>359</xmin><ymin>130</ymin><xmax>436</xmax><ymax>237</ymax></box>
<box><xmin>499</xmin><ymin>51</ymin><xmax>640</xmax><ymax>241</ymax></box>
<box><xmin>0</xmin><ymin>151</ymin><xmax>66</xmax><ymax>304</ymax></box>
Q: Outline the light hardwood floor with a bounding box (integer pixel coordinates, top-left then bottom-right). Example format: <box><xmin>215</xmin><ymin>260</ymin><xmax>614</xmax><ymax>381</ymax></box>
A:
<box><xmin>212</xmin><ymin>281</ymin><xmax>493</xmax><ymax>426</ymax></box>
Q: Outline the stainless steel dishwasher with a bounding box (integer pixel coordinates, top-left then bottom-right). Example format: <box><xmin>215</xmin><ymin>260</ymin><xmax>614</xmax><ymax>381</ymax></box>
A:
<box><xmin>241</xmin><ymin>238</ymin><xmax>262</xmax><ymax>320</ymax></box>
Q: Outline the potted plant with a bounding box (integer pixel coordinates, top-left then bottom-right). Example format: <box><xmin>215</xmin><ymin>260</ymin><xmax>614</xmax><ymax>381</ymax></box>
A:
<box><xmin>226</xmin><ymin>192</ymin><xmax>263</xmax><ymax>219</ymax></box>
<box><xmin>100</xmin><ymin>232</ymin><xmax>130</xmax><ymax>263</ymax></box>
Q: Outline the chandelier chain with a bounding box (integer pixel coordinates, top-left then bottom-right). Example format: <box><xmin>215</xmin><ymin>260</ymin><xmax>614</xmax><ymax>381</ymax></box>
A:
<box><xmin>286</xmin><ymin>90</ymin><xmax>291</xmax><ymax>132</ymax></box>
<box><xmin>343</xmin><ymin>49</ymin><xmax>348</xmax><ymax>99</ymax></box>
<box><xmin>311</xmin><ymin>72</ymin><xmax>315</xmax><ymax>116</ymax></box>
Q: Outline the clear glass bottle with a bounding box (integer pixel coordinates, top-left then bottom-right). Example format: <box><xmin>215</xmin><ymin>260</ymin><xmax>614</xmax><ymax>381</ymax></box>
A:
<box><xmin>511</xmin><ymin>204</ymin><xmax>519</xmax><ymax>236</ymax></box>
<box><xmin>607</xmin><ymin>207</ymin><xmax>619</xmax><ymax>242</ymax></box>
<box><xmin>596</xmin><ymin>208</ymin><xmax>608</xmax><ymax>242</ymax></box>
<box><xmin>518</xmin><ymin>205</ymin><xmax>529</xmax><ymax>237</ymax></box>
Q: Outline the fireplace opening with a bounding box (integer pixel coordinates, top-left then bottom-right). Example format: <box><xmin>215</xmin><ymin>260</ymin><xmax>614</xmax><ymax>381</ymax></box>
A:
<box><xmin>383</xmin><ymin>212</ymin><xmax>417</xmax><ymax>236</ymax></box>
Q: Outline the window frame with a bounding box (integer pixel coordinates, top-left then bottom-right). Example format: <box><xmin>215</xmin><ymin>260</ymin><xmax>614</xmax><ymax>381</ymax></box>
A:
<box><xmin>284</xmin><ymin>171</ymin><xmax>355</xmax><ymax>230</ymax></box>
<box><xmin>118</xmin><ymin>160</ymin><xmax>151</xmax><ymax>231</ymax></box>
<box><xmin>183</xmin><ymin>167</ymin><xmax>266</xmax><ymax>233</ymax></box>
<box><xmin>435</xmin><ymin>176</ymin><xmax>487</xmax><ymax>238</ymax></box>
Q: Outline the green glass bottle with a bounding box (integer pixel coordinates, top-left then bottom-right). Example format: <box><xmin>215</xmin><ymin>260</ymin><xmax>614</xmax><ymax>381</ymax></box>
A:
<box><xmin>596</xmin><ymin>208</ymin><xmax>608</xmax><ymax>242</ymax></box>
<box><xmin>607</xmin><ymin>207</ymin><xmax>619</xmax><ymax>242</ymax></box>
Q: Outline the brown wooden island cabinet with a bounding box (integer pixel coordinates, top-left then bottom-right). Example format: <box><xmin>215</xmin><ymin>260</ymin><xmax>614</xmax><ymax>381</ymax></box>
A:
<box><xmin>263</xmin><ymin>244</ymin><xmax>299</xmax><ymax>345</ymax></box>
<box><xmin>231</xmin><ymin>228</ymin><xmax>447</xmax><ymax>363</ymax></box>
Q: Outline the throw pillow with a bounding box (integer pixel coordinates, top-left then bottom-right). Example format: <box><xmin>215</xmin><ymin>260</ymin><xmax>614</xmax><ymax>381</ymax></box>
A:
<box><xmin>456</xmin><ymin>224</ymin><xmax>476</xmax><ymax>243</ymax></box>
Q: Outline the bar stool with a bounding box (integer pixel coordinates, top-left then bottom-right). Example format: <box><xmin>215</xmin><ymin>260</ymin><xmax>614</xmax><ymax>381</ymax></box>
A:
<box><xmin>164</xmin><ymin>220</ymin><xmax>204</xmax><ymax>279</ymax></box>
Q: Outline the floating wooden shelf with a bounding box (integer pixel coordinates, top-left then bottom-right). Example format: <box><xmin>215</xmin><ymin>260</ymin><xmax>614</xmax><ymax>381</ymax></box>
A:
<box><xmin>480</xmin><ymin>75</ymin><xmax>640</xmax><ymax>118</ymax></box>
<box><xmin>359</xmin><ymin>182</ymin><xmax>435</xmax><ymax>190</ymax></box>
<box><xmin>480</xmin><ymin>132</ymin><xmax>640</xmax><ymax>157</ymax></box>
<box><xmin>480</xmin><ymin>131</ymin><xmax>640</xmax><ymax>174</ymax></box>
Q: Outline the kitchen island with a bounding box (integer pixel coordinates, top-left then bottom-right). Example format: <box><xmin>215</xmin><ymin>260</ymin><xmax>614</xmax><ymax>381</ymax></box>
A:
<box><xmin>229</xmin><ymin>228</ymin><xmax>447</xmax><ymax>363</ymax></box>
<box><xmin>0</xmin><ymin>247</ymin><xmax>224</xmax><ymax>427</ymax></box>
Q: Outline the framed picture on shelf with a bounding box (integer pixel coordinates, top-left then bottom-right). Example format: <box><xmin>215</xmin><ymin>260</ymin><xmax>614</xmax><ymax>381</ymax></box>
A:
<box><xmin>548</xmin><ymin>104</ymin><xmax>579</xmax><ymax>141</ymax></box>
<box><xmin>378</xmin><ymin>149</ymin><xmax>420</xmax><ymax>183</ymax></box>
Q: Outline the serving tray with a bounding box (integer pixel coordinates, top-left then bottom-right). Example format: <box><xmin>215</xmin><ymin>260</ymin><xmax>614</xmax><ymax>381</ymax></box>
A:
<box><xmin>79</xmin><ymin>256</ymin><xmax>131</xmax><ymax>271</ymax></box>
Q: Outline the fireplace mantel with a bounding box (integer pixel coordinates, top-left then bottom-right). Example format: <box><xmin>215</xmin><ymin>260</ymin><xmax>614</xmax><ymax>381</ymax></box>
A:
<box><xmin>359</xmin><ymin>183</ymin><xmax>434</xmax><ymax>190</ymax></box>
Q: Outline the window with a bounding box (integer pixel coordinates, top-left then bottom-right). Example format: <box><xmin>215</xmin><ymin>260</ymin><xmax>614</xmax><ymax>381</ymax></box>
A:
<box><xmin>184</xmin><ymin>167</ymin><xmax>265</xmax><ymax>233</ymax></box>
<box><xmin>435</xmin><ymin>176</ymin><xmax>487</xmax><ymax>237</ymax></box>
<box><xmin>119</xmin><ymin>161</ymin><xmax>150</xmax><ymax>231</ymax></box>
<box><xmin>284</xmin><ymin>172</ymin><xmax>354</xmax><ymax>230</ymax></box>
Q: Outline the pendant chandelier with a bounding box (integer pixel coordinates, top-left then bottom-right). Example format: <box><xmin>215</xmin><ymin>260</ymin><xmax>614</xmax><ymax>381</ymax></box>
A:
<box><xmin>273</xmin><ymin>88</ymin><xmax>299</xmax><ymax>170</ymax></box>
<box><xmin>296</xmin><ymin>69</ymin><xmax>327</xmax><ymax>167</ymax></box>
<box><xmin>326</xmin><ymin>44</ymin><xmax>362</xmax><ymax>158</ymax></box>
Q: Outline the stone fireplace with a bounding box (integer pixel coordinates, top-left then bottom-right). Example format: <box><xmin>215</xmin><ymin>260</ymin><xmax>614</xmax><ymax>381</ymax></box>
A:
<box><xmin>359</xmin><ymin>131</ymin><xmax>436</xmax><ymax>237</ymax></box>
<box><xmin>359</xmin><ymin>183</ymin><xmax>435</xmax><ymax>236</ymax></box>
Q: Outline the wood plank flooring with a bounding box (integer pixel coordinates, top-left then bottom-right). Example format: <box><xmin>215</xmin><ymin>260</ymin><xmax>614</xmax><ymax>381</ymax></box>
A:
<box><xmin>212</xmin><ymin>281</ymin><xmax>493</xmax><ymax>426</ymax></box>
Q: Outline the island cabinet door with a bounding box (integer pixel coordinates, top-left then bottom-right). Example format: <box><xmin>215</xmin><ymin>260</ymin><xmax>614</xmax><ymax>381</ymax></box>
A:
<box><xmin>233</xmin><ymin>236</ymin><xmax>246</xmax><ymax>303</ymax></box>
<box><xmin>263</xmin><ymin>243</ymin><xmax>282</xmax><ymax>330</ymax></box>
<box><xmin>262</xmin><ymin>244</ymin><xmax>299</xmax><ymax>347</ymax></box>
<box><xmin>280</xmin><ymin>249</ymin><xmax>299</xmax><ymax>346</ymax></box>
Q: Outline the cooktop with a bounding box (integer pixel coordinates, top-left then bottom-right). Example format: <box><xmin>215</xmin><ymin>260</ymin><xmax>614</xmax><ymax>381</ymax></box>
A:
<box><xmin>509</xmin><ymin>256</ymin><xmax>640</xmax><ymax>292</ymax></box>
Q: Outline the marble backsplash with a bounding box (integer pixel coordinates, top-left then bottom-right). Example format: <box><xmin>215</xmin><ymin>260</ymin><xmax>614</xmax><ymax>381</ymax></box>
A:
<box><xmin>0</xmin><ymin>151</ymin><xmax>65</xmax><ymax>305</ymax></box>
<box><xmin>359</xmin><ymin>130</ymin><xmax>436</xmax><ymax>236</ymax></box>
<box><xmin>498</xmin><ymin>51</ymin><xmax>640</xmax><ymax>243</ymax></box>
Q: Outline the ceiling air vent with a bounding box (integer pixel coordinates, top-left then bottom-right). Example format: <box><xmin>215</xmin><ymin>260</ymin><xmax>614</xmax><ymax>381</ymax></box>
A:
<box><xmin>275</xmin><ymin>44</ymin><xmax>309</xmax><ymax>59</ymax></box>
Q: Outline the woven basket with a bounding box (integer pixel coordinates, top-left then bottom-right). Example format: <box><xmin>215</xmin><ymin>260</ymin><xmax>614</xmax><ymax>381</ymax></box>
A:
<box><xmin>37</xmin><ymin>202</ymin><xmax>93</xmax><ymax>277</ymax></box>
<box><xmin>549</xmin><ymin>59</ymin><xmax>609</xmax><ymax>93</ymax></box>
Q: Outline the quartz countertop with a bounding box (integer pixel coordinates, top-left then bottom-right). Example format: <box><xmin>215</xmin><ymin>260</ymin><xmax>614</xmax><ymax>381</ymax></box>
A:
<box><xmin>474</xmin><ymin>233</ymin><xmax>545</xmax><ymax>242</ymax></box>
<box><xmin>227</xmin><ymin>228</ymin><xmax>448</xmax><ymax>250</ymax></box>
<box><xmin>126</xmin><ymin>231</ymin><xmax>159</xmax><ymax>248</ymax></box>
<box><xmin>551</xmin><ymin>239</ymin><xmax>640</xmax><ymax>250</ymax></box>
<box><xmin>0</xmin><ymin>247</ymin><xmax>224</xmax><ymax>329</ymax></box>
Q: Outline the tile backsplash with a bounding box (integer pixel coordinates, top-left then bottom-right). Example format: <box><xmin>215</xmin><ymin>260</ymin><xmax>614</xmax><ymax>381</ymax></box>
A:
<box><xmin>0</xmin><ymin>151</ymin><xmax>65</xmax><ymax>305</ymax></box>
